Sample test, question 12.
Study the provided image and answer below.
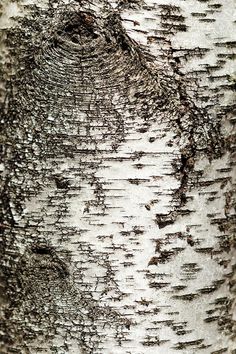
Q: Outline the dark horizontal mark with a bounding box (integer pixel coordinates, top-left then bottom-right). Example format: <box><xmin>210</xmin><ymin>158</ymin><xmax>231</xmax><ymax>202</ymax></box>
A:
<box><xmin>204</xmin><ymin>316</ymin><xmax>219</xmax><ymax>323</ymax></box>
<box><xmin>31</xmin><ymin>245</ymin><xmax>53</xmax><ymax>255</ymax></box>
<box><xmin>174</xmin><ymin>339</ymin><xmax>204</xmax><ymax>350</ymax></box>
<box><xmin>155</xmin><ymin>214</ymin><xmax>174</xmax><ymax>228</ymax></box>
<box><xmin>149</xmin><ymin>282</ymin><xmax>170</xmax><ymax>289</ymax></box>
<box><xmin>172</xmin><ymin>293</ymin><xmax>199</xmax><ymax>301</ymax></box>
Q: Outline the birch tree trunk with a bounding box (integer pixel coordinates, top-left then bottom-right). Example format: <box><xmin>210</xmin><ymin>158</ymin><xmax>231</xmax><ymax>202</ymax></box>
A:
<box><xmin>0</xmin><ymin>0</ymin><xmax>235</xmax><ymax>353</ymax></box>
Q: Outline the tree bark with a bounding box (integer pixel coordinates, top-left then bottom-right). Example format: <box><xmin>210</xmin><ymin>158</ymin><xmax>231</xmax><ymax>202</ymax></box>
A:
<box><xmin>0</xmin><ymin>0</ymin><xmax>235</xmax><ymax>353</ymax></box>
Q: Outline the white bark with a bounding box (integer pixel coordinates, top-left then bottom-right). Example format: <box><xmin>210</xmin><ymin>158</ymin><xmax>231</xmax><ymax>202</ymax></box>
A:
<box><xmin>0</xmin><ymin>1</ymin><xmax>235</xmax><ymax>353</ymax></box>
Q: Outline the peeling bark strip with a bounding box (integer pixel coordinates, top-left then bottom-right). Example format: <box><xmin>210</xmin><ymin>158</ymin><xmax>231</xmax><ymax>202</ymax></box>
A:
<box><xmin>0</xmin><ymin>0</ymin><xmax>235</xmax><ymax>353</ymax></box>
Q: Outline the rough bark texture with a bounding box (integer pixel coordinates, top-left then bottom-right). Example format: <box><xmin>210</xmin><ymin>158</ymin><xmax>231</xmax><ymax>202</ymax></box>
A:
<box><xmin>0</xmin><ymin>0</ymin><xmax>235</xmax><ymax>353</ymax></box>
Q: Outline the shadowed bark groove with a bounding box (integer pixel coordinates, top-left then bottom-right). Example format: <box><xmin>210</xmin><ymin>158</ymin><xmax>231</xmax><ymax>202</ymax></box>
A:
<box><xmin>0</xmin><ymin>0</ymin><xmax>235</xmax><ymax>353</ymax></box>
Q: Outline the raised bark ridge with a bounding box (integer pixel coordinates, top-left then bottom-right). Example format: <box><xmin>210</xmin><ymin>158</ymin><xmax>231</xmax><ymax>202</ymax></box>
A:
<box><xmin>0</xmin><ymin>0</ymin><xmax>235</xmax><ymax>353</ymax></box>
